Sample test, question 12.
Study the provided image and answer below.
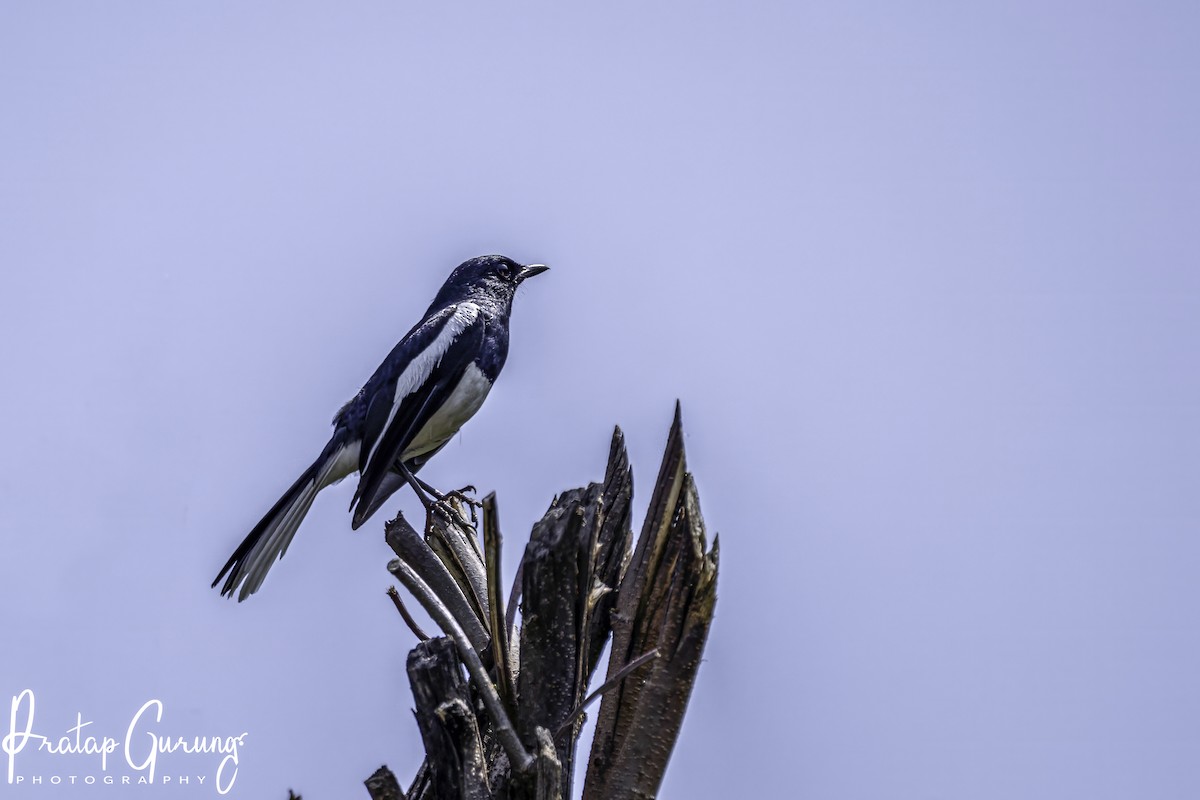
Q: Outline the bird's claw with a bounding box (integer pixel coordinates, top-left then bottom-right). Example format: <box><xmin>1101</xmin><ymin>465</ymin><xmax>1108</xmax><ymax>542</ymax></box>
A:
<box><xmin>426</xmin><ymin>499</ymin><xmax>462</xmax><ymax>526</ymax></box>
<box><xmin>424</xmin><ymin>493</ymin><xmax>477</xmax><ymax>528</ymax></box>
<box><xmin>445</xmin><ymin>485</ymin><xmax>482</xmax><ymax>508</ymax></box>
<box><xmin>436</xmin><ymin>485</ymin><xmax>480</xmax><ymax>526</ymax></box>
<box><xmin>415</xmin><ymin>482</ymin><xmax>482</xmax><ymax>528</ymax></box>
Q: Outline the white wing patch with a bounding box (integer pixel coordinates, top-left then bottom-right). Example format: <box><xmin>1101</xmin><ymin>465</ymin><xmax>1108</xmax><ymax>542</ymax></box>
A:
<box><xmin>364</xmin><ymin>302</ymin><xmax>480</xmax><ymax>471</ymax></box>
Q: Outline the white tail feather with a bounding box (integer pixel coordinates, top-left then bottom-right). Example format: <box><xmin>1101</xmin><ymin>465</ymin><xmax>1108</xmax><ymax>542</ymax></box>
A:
<box><xmin>232</xmin><ymin>442</ymin><xmax>358</xmax><ymax>600</ymax></box>
<box><xmin>238</xmin><ymin>482</ymin><xmax>318</xmax><ymax>599</ymax></box>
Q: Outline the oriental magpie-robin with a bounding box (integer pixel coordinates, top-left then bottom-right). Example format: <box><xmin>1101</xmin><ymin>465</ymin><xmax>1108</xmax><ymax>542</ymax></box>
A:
<box><xmin>213</xmin><ymin>254</ymin><xmax>548</xmax><ymax>600</ymax></box>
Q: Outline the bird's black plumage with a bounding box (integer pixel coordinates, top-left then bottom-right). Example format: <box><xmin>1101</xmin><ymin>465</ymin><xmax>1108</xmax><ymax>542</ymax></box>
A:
<box><xmin>213</xmin><ymin>254</ymin><xmax>548</xmax><ymax>600</ymax></box>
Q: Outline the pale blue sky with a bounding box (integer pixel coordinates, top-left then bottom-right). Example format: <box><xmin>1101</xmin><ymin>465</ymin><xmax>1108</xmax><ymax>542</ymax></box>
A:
<box><xmin>2</xmin><ymin>3</ymin><xmax>1198</xmax><ymax>798</ymax></box>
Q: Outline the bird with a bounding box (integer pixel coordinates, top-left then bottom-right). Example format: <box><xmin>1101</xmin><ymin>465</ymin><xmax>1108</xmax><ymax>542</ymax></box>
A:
<box><xmin>213</xmin><ymin>254</ymin><xmax>549</xmax><ymax>601</ymax></box>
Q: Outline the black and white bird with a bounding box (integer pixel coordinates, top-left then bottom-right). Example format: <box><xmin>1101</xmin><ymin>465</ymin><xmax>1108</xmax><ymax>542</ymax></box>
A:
<box><xmin>213</xmin><ymin>254</ymin><xmax>548</xmax><ymax>601</ymax></box>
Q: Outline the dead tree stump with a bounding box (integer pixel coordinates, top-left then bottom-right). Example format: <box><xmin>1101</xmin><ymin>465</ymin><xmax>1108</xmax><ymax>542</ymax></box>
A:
<box><xmin>365</xmin><ymin>404</ymin><xmax>718</xmax><ymax>800</ymax></box>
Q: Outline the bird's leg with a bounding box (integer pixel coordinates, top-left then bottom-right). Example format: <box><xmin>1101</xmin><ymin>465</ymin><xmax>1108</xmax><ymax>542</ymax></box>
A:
<box><xmin>396</xmin><ymin>464</ymin><xmax>451</xmax><ymax>519</ymax></box>
<box><xmin>444</xmin><ymin>485</ymin><xmax>481</xmax><ymax>527</ymax></box>
<box><xmin>417</xmin><ymin>477</ymin><xmax>482</xmax><ymax>508</ymax></box>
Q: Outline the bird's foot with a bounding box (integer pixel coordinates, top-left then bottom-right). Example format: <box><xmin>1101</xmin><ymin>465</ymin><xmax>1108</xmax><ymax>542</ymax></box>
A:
<box><xmin>444</xmin><ymin>485</ymin><xmax>481</xmax><ymax>508</ymax></box>
<box><xmin>420</xmin><ymin>493</ymin><xmax>474</xmax><ymax>529</ymax></box>
<box><xmin>424</xmin><ymin>499</ymin><xmax>460</xmax><ymax>529</ymax></box>
<box><xmin>426</xmin><ymin>485</ymin><xmax>480</xmax><ymax>526</ymax></box>
<box><xmin>410</xmin><ymin>473</ymin><xmax>482</xmax><ymax>528</ymax></box>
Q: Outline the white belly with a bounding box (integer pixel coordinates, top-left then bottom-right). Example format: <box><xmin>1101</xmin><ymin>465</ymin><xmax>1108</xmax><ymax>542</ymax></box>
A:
<box><xmin>401</xmin><ymin>363</ymin><xmax>493</xmax><ymax>461</ymax></box>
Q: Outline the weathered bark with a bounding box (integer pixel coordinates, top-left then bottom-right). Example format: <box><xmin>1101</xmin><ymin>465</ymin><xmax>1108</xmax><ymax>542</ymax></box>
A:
<box><xmin>364</xmin><ymin>766</ymin><xmax>403</xmax><ymax>800</ymax></box>
<box><xmin>482</xmin><ymin>494</ymin><xmax>517</xmax><ymax>713</ymax></box>
<box><xmin>585</xmin><ymin>431</ymin><xmax>635</xmax><ymax>676</ymax></box>
<box><xmin>427</xmin><ymin>507</ymin><xmax>491</xmax><ymax>625</ymax></box>
<box><xmin>515</xmin><ymin>428</ymin><xmax>634</xmax><ymax>795</ymax></box>
<box><xmin>506</xmin><ymin>727</ymin><xmax>563</xmax><ymax>800</ymax></box>
<box><xmin>368</xmin><ymin>406</ymin><xmax>717</xmax><ymax>800</ymax></box>
<box><xmin>385</xmin><ymin>512</ymin><xmax>490</xmax><ymax>653</ymax></box>
<box><xmin>407</xmin><ymin>638</ymin><xmax>491</xmax><ymax>800</ymax></box>
<box><xmin>388</xmin><ymin>558</ymin><xmax>533</xmax><ymax>775</ymax></box>
<box><xmin>583</xmin><ymin>404</ymin><xmax>719</xmax><ymax>800</ymax></box>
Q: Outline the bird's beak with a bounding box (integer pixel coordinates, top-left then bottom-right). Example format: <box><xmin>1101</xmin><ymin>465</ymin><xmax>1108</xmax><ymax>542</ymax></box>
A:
<box><xmin>517</xmin><ymin>263</ymin><xmax>549</xmax><ymax>282</ymax></box>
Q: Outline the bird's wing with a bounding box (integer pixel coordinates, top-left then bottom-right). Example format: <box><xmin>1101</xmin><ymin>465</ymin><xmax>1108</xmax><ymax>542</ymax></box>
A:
<box><xmin>355</xmin><ymin>303</ymin><xmax>477</xmax><ymax>468</ymax></box>
<box><xmin>351</xmin><ymin>301</ymin><xmax>484</xmax><ymax>520</ymax></box>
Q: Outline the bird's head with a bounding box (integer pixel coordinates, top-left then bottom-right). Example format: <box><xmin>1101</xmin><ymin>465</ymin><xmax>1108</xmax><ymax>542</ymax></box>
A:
<box><xmin>432</xmin><ymin>255</ymin><xmax>549</xmax><ymax>310</ymax></box>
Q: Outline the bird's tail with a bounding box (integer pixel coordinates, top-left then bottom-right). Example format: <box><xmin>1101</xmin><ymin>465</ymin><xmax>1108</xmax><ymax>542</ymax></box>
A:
<box><xmin>213</xmin><ymin>438</ymin><xmax>355</xmax><ymax>601</ymax></box>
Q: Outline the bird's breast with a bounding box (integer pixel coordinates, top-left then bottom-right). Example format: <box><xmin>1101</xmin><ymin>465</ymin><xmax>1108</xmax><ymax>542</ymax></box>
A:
<box><xmin>401</xmin><ymin>363</ymin><xmax>494</xmax><ymax>461</ymax></box>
